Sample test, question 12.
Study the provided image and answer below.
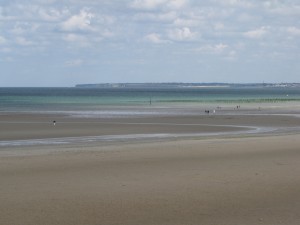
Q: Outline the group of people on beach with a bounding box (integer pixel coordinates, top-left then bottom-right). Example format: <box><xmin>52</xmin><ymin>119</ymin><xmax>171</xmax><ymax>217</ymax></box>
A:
<box><xmin>204</xmin><ymin>109</ymin><xmax>216</xmax><ymax>114</ymax></box>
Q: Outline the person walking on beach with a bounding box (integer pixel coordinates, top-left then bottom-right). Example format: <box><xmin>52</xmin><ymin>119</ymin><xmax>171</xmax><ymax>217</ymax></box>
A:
<box><xmin>53</xmin><ymin>120</ymin><xmax>56</xmax><ymax>126</ymax></box>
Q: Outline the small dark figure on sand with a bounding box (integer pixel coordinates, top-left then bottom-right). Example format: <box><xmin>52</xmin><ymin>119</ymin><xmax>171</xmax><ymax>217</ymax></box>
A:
<box><xmin>53</xmin><ymin>120</ymin><xmax>56</xmax><ymax>126</ymax></box>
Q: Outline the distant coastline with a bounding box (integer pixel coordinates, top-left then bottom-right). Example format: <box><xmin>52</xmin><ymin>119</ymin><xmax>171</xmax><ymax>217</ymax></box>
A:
<box><xmin>75</xmin><ymin>82</ymin><xmax>300</xmax><ymax>88</ymax></box>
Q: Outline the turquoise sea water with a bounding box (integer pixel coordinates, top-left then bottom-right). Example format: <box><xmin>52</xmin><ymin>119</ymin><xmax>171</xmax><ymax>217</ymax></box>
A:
<box><xmin>1</xmin><ymin>87</ymin><xmax>300</xmax><ymax>147</ymax></box>
<box><xmin>1</xmin><ymin>87</ymin><xmax>300</xmax><ymax>113</ymax></box>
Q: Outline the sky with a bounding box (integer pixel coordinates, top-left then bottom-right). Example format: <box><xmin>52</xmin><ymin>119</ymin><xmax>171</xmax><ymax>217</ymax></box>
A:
<box><xmin>0</xmin><ymin>0</ymin><xmax>300</xmax><ymax>87</ymax></box>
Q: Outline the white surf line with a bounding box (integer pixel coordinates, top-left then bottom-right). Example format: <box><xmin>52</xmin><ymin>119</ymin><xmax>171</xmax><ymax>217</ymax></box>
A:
<box><xmin>0</xmin><ymin>126</ymin><xmax>275</xmax><ymax>147</ymax></box>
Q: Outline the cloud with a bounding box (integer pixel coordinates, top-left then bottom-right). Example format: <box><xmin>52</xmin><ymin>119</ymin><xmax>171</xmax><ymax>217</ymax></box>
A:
<box><xmin>1</xmin><ymin>0</ymin><xmax>300</xmax><ymax>86</ymax></box>
<box><xmin>96</xmin><ymin>15</ymin><xmax>116</xmax><ymax>25</ymax></box>
<box><xmin>62</xmin><ymin>31</ymin><xmax>110</xmax><ymax>47</ymax></box>
<box><xmin>196</xmin><ymin>43</ymin><xmax>229</xmax><ymax>54</ymax></box>
<box><xmin>63</xmin><ymin>33</ymin><xmax>87</xmax><ymax>43</ymax></box>
<box><xmin>38</xmin><ymin>8</ymin><xmax>69</xmax><ymax>22</ymax></box>
<box><xmin>10</xmin><ymin>22</ymin><xmax>40</xmax><ymax>35</ymax></box>
<box><xmin>65</xmin><ymin>59</ymin><xmax>84</xmax><ymax>67</ymax></box>
<box><xmin>15</xmin><ymin>37</ymin><xmax>34</xmax><ymax>46</ymax></box>
<box><xmin>166</xmin><ymin>0</ymin><xmax>187</xmax><ymax>9</ymax></box>
<box><xmin>100</xmin><ymin>29</ymin><xmax>114</xmax><ymax>38</ymax></box>
<box><xmin>263</xmin><ymin>2</ymin><xmax>300</xmax><ymax>16</ymax></box>
<box><xmin>58</xmin><ymin>8</ymin><xmax>115</xmax><ymax>44</ymax></box>
<box><xmin>144</xmin><ymin>33</ymin><xmax>169</xmax><ymax>44</ymax></box>
<box><xmin>130</xmin><ymin>0</ymin><xmax>187</xmax><ymax>10</ymax></box>
<box><xmin>215</xmin><ymin>0</ymin><xmax>254</xmax><ymax>8</ymax></box>
<box><xmin>214</xmin><ymin>43</ymin><xmax>229</xmax><ymax>53</ymax></box>
<box><xmin>287</xmin><ymin>27</ymin><xmax>300</xmax><ymax>36</ymax></box>
<box><xmin>60</xmin><ymin>9</ymin><xmax>94</xmax><ymax>32</ymax></box>
<box><xmin>133</xmin><ymin>11</ymin><xmax>177</xmax><ymax>22</ymax></box>
<box><xmin>213</xmin><ymin>22</ymin><xmax>225</xmax><ymax>31</ymax></box>
<box><xmin>167</xmin><ymin>27</ymin><xmax>196</xmax><ymax>41</ymax></box>
<box><xmin>237</xmin><ymin>13</ymin><xmax>262</xmax><ymax>23</ymax></box>
<box><xmin>62</xmin><ymin>33</ymin><xmax>94</xmax><ymax>48</ymax></box>
<box><xmin>226</xmin><ymin>50</ymin><xmax>237</xmax><ymax>60</ymax></box>
<box><xmin>144</xmin><ymin>27</ymin><xmax>197</xmax><ymax>44</ymax></box>
<box><xmin>130</xmin><ymin>0</ymin><xmax>166</xmax><ymax>10</ymax></box>
<box><xmin>243</xmin><ymin>27</ymin><xmax>268</xmax><ymax>39</ymax></box>
<box><xmin>0</xmin><ymin>47</ymin><xmax>11</xmax><ymax>53</ymax></box>
<box><xmin>173</xmin><ymin>18</ymin><xmax>199</xmax><ymax>27</ymax></box>
<box><xmin>195</xmin><ymin>43</ymin><xmax>238</xmax><ymax>61</ymax></box>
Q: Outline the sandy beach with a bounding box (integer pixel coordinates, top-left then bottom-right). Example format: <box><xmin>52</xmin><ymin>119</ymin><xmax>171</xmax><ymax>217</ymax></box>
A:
<box><xmin>2</xmin><ymin>0</ymin><xmax>300</xmax><ymax>222</ymax></box>
<box><xmin>1</xmin><ymin>110</ymin><xmax>300</xmax><ymax>224</ymax></box>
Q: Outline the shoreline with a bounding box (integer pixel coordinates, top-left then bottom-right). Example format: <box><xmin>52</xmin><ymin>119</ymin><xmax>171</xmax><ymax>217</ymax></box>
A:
<box><xmin>0</xmin><ymin>109</ymin><xmax>300</xmax><ymax>156</ymax></box>
<box><xmin>1</xmin><ymin>111</ymin><xmax>300</xmax><ymax>148</ymax></box>
<box><xmin>1</xmin><ymin>105</ymin><xmax>300</xmax><ymax>224</ymax></box>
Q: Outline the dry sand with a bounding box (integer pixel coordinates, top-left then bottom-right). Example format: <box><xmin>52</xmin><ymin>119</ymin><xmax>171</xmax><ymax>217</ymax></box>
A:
<box><xmin>1</xmin><ymin>112</ymin><xmax>300</xmax><ymax>224</ymax></box>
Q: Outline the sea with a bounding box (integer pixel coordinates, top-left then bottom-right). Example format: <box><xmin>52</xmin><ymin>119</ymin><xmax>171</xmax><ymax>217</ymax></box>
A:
<box><xmin>1</xmin><ymin>87</ymin><xmax>300</xmax><ymax>148</ymax></box>
<box><xmin>1</xmin><ymin>87</ymin><xmax>300</xmax><ymax>117</ymax></box>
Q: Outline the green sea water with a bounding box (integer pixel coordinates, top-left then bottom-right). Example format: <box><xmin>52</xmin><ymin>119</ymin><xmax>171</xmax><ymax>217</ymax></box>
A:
<box><xmin>1</xmin><ymin>87</ymin><xmax>300</xmax><ymax>113</ymax></box>
<box><xmin>1</xmin><ymin>87</ymin><xmax>300</xmax><ymax>146</ymax></box>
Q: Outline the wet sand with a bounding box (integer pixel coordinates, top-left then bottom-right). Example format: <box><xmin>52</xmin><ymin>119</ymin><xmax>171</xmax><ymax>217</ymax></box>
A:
<box><xmin>1</xmin><ymin>111</ymin><xmax>300</xmax><ymax>224</ymax></box>
<box><xmin>1</xmin><ymin>111</ymin><xmax>300</xmax><ymax>142</ymax></box>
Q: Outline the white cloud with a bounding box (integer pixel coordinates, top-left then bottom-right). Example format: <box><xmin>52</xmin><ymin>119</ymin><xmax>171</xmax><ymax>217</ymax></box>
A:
<box><xmin>63</xmin><ymin>33</ymin><xmax>86</xmax><ymax>42</ymax></box>
<box><xmin>65</xmin><ymin>59</ymin><xmax>84</xmax><ymax>67</ymax></box>
<box><xmin>196</xmin><ymin>43</ymin><xmax>229</xmax><ymax>54</ymax></box>
<box><xmin>34</xmin><ymin>0</ymin><xmax>58</xmax><ymax>4</ymax></box>
<box><xmin>130</xmin><ymin>0</ymin><xmax>167</xmax><ymax>10</ymax></box>
<box><xmin>264</xmin><ymin>2</ymin><xmax>300</xmax><ymax>16</ymax></box>
<box><xmin>15</xmin><ymin>37</ymin><xmax>34</xmax><ymax>46</ymax></box>
<box><xmin>101</xmin><ymin>29</ymin><xmax>114</xmax><ymax>38</ymax></box>
<box><xmin>60</xmin><ymin>9</ymin><xmax>94</xmax><ymax>32</ymax></box>
<box><xmin>62</xmin><ymin>32</ymin><xmax>110</xmax><ymax>47</ymax></box>
<box><xmin>216</xmin><ymin>0</ymin><xmax>254</xmax><ymax>8</ymax></box>
<box><xmin>1</xmin><ymin>0</ymin><xmax>300</xmax><ymax>86</ymax></box>
<box><xmin>10</xmin><ymin>22</ymin><xmax>40</xmax><ymax>35</ymax></box>
<box><xmin>225</xmin><ymin>50</ymin><xmax>237</xmax><ymax>61</ymax></box>
<box><xmin>134</xmin><ymin>11</ymin><xmax>177</xmax><ymax>22</ymax></box>
<box><xmin>144</xmin><ymin>33</ymin><xmax>169</xmax><ymax>44</ymax></box>
<box><xmin>96</xmin><ymin>15</ymin><xmax>115</xmax><ymax>25</ymax></box>
<box><xmin>237</xmin><ymin>13</ymin><xmax>261</xmax><ymax>23</ymax></box>
<box><xmin>214</xmin><ymin>43</ymin><xmax>229</xmax><ymax>53</ymax></box>
<box><xmin>38</xmin><ymin>8</ymin><xmax>69</xmax><ymax>22</ymax></box>
<box><xmin>168</xmin><ymin>27</ymin><xmax>196</xmax><ymax>41</ymax></box>
<box><xmin>173</xmin><ymin>18</ymin><xmax>199</xmax><ymax>27</ymax></box>
<box><xmin>130</xmin><ymin>0</ymin><xmax>187</xmax><ymax>10</ymax></box>
<box><xmin>287</xmin><ymin>27</ymin><xmax>300</xmax><ymax>36</ymax></box>
<box><xmin>213</xmin><ymin>22</ymin><xmax>225</xmax><ymax>31</ymax></box>
<box><xmin>62</xmin><ymin>33</ymin><xmax>93</xmax><ymax>48</ymax></box>
<box><xmin>10</xmin><ymin>26</ymin><xmax>25</xmax><ymax>35</ymax></box>
<box><xmin>0</xmin><ymin>47</ymin><xmax>11</xmax><ymax>53</ymax></box>
<box><xmin>244</xmin><ymin>27</ymin><xmax>268</xmax><ymax>39</ymax></box>
<box><xmin>167</xmin><ymin>0</ymin><xmax>188</xmax><ymax>9</ymax></box>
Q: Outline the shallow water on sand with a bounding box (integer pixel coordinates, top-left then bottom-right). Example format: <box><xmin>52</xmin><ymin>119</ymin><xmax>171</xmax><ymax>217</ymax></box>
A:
<box><xmin>1</xmin><ymin>87</ymin><xmax>300</xmax><ymax>114</ymax></box>
<box><xmin>1</xmin><ymin>87</ymin><xmax>300</xmax><ymax>147</ymax></box>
